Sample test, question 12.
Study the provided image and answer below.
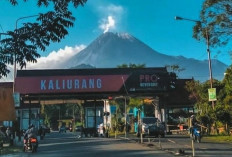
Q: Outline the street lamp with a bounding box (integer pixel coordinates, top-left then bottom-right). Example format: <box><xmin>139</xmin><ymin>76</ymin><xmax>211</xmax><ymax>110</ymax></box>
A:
<box><xmin>175</xmin><ymin>16</ymin><xmax>214</xmax><ymax>109</ymax></box>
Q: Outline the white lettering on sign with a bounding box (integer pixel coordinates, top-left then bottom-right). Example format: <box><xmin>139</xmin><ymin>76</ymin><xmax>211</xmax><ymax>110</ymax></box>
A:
<box><xmin>40</xmin><ymin>78</ymin><xmax>102</xmax><ymax>91</ymax></box>
<box><xmin>140</xmin><ymin>82</ymin><xmax>158</xmax><ymax>87</ymax></box>
<box><xmin>97</xmin><ymin>79</ymin><xmax>102</xmax><ymax>88</ymax></box>
<box><xmin>89</xmin><ymin>79</ymin><xmax>94</xmax><ymax>88</ymax></box>
<box><xmin>41</xmin><ymin>80</ymin><xmax>46</xmax><ymax>90</ymax></box>
<box><xmin>48</xmin><ymin>80</ymin><xmax>54</xmax><ymax>90</ymax></box>
<box><xmin>139</xmin><ymin>74</ymin><xmax>158</xmax><ymax>87</ymax></box>
<box><xmin>82</xmin><ymin>79</ymin><xmax>87</xmax><ymax>89</ymax></box>
<box><xmin>74</xmin><ymin>79</ymin><xmax>79</xmax><ymax>89</ymax></box>
<box><xmin>56</xmin><ymin>80</ymin><xmax>60</xmax><ymax>90</ymax></box>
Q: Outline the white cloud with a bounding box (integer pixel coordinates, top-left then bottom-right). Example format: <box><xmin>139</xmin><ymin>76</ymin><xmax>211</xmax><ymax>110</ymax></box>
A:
<box><xmin>98</xmin><ymin>4</ymin><xmax>124</xmax><ymax>33</ymax></box>
<box><xmin>100</xmin><ymin>16</ymin><xmax>115</xmax><ymax>33</ymax></box>
<box><xmin>27</xmin><ymin>45</ymin><xmax>86</xmax><ymax>69</ymax></box>
<box><xmin>106</xmin><ymin>4</ymin><xmax>124</xmax><ymax>14</ymax></box>
<box><xmin>0</xmin><ymin>45</ymin><xmax>86</xmax><ymax>82</ymax></box>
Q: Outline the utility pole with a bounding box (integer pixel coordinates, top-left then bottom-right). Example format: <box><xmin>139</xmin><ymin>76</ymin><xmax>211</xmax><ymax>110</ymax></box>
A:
<box><xmin>175</xmin><ymin>16</ymin><xmax>215</xmax><ymax>109</ymax></box>
<box><xmin>125</xmin><ymin>96</ymin><xmax>127</xmax><ymax>139</ymax></box>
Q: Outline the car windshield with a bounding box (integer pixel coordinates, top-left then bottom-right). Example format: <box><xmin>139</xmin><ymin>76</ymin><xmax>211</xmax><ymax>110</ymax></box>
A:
<box><xmin>142</xmin><ymin>118</ymin><xmax>158</xmax><ymax>124</ymax></box>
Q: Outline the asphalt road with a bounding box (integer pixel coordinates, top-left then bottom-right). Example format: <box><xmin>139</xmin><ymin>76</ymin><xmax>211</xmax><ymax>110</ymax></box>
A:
<box><xmin>4</xmin><ymin>131</ymin><xmax>173</xmax><ymax>157</ymax></box>
<box><xmin>3</xmin><ymin>132</ymin><xmax>232</xmax><ymax>157</ymax></box>
<box><xmin>130</xmin><ymin>134</ymin><xmax>232</xmax><ymax>157</ymax></box>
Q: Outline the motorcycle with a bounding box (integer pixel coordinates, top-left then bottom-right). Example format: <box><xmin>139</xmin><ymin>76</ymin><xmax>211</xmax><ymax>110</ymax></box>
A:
<box><xmin>23</xmin><ymin>137</ymin><xmax>38</xmax><ymax>153</ymax></box>
<box><xmin>190</xmin><ymin>126</ymin><xmax>201</xmax><ymax>143</ymax></box>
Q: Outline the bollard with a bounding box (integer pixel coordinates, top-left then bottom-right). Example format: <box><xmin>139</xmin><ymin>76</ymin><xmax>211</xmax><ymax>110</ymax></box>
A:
<box><xmin>148</xmin><ymin>129</ymin><xmax>150</xmax><ymax>143</ymax></box>
<box><xmin>191</xmin><ymin>139</ymin><xmax>195</xmax><ymax>156</ymax></box>
<box><xmin>115</xmin><ymin>130</ymin><xmax>117</xmax><ymax>139</ymax></box>
<box><xmin>140</xmin><ymin>133</ymin><xmax>143</xmax><ymax>143</ymax></box>
<box><xmin>158</xmin><ymin>136</ymin><xmax>162</xmax><ymax>149</ymax></box>
<box><xmin>114</xmin><ymin>131</ymin><xmax>117</xmax><ymax>139</ymax></box>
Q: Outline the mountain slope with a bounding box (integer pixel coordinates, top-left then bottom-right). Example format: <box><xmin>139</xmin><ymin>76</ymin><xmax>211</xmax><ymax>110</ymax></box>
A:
<box><xmin>63</xmin><ymin>32</ymin><xmax>228</xmax><ymax>81</ymax></box>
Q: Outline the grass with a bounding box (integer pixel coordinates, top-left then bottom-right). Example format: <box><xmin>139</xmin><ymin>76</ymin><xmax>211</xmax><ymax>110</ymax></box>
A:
<box><xmin>109</xmin><ymin>131</ymin><xmax>136</xmax><ymax>136</ymax></box>
<box><xmin>0</xmin><ymin>146</ymin><xmax>22</xmax><ymax>155</ymax></box>
<box><xmin>203</xmin><ymin>135</ymin><xmax>232</xmax><ymax>143</ymax></box>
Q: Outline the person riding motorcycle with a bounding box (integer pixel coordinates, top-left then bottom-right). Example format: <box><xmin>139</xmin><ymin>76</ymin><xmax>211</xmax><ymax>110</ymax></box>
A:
<box><xmin>189</xmin><ymin>115</ymin><xmax>198</xmax><ymax>136</ymax></box>
<box><xmin>24</xmin><ymin>124</ymin><xmax>37</xmax><ymax>139</ymax></box>
<box><xmin>24</xmin><ymin>124</ymin><xmax>38</xmax><ymax>148</ymax></box>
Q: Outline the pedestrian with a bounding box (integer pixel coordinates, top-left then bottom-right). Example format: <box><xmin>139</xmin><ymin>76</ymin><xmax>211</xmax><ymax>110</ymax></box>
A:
<box><xmin>38</xmin><ymin>126</ymin><xmax>43</xmax><ymax>139</ymax></box>
<box><xmin>6</xmin><ymin>127</ymin><xmax>11</xmax><ymax>138</ymax></box>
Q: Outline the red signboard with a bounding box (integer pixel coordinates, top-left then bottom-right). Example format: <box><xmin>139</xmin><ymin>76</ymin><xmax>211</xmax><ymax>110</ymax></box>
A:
<box><xmin>15</xmin><ymin>75</ymin><xmax>129</xmax><ymax>94</ymax></box>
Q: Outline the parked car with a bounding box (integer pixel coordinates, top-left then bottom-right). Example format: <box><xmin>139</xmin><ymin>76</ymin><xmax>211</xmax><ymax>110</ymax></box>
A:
<box><xmin>147</xmin><ymin>122</ymin><xmax>165</xmax><ymax>138</ymax></box>
<box><xmin>137</xmin><ymin>117</ymin><xmax>165</xmax><ymax>138</ymax></box>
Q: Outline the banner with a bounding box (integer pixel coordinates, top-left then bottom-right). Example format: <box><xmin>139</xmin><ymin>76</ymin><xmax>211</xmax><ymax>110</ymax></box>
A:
<box><xmin>15</xmin><ymin>75</ymin><xmax>129</xmax><ymax>94</ymax></box>
<box><xmin>13</xmin><ymin>92</ymin><xmax>20</xmax><ymax>107</ymax></box>
<box><xmin>208</xmin><ymin>88</ymin><xmax>217</xmax><ymax>101</ymax></box>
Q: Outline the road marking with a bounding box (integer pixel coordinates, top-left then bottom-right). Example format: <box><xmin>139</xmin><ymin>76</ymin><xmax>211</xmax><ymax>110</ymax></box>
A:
<box><xmin>201</xmin><ymin>147</ymin><xmax>208</xmax><ymax>150</ymax></box>
<box><xmin>167</xmin><ymin>139</ymin><xmax>176</xmax><ymax>144</ymax></box>
<box><xmin>184</xmin><ymin>144</ymin><xmax>191</xmax><ymax>148</ymax></box>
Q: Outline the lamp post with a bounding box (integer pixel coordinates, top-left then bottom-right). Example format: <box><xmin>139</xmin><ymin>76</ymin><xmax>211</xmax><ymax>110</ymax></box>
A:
<box><xmin>175</xmin><ymin>16</ymin><xmax>214</xmax><ymax>109</ymax></box>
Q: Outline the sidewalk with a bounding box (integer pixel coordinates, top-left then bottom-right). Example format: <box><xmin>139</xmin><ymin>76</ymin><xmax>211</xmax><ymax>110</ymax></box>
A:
<box><xmin>117</xmin><ymin>133</ymin><xmax>190</xmax><ymax>156</ymax></box>
<box><xmin>118</xmin><ymin>133</ymin><xmax>232</xmax><ymax>157</ymax></box>
<box><xmin>0</xmin><ymin>135</ymin><xmax>43</xmax><ymax>156</ymax></box>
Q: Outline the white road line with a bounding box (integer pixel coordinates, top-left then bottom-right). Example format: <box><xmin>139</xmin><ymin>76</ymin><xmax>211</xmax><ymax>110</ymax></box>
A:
<box><xmin>167</xmin><ymin>139</ymin><xmax>176</xmax><ymax>144</ymax></box>
<box><xmin>184</xmin><ymin>144</ymin><xmax>191</xmax><ymax>148</ymax></box>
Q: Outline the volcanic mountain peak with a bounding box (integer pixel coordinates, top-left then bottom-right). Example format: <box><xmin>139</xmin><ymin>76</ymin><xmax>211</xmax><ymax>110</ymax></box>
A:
<box><xmin>99</xmin><ymin>32</ymin><xmax>134</xmax><ymax>40</ymax></box>
<box><xmin>62</xmin><ymin>32</ymin><xmax>227</xmax><ymax>82</ymax></box>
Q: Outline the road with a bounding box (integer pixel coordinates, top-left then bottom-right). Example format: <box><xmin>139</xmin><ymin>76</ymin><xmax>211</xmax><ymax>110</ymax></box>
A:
<box><xmin>131</xmin><ymin>134</ymin><xmax>232</xmax><ymax>156</ymax></box>
<box><xmin>4</xmin><ymin>131</ymin><xmax>173</xmax><ymax>157</ymax></box>
<box><xmin>3</xmin><ymin>132</ymin><xmax>232</xmax><ymax>157</ymax></box>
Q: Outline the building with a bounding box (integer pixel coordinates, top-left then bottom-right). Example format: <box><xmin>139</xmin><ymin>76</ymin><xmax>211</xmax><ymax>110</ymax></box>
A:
<box><xmin>10</xmin><ymin>67</ymin><xmax>193</xmax><ymax>133</ymax></box>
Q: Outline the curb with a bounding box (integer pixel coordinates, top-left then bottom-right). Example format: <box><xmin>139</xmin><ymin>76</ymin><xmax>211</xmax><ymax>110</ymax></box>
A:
<box><xmin>118</xmin><ymin>135</ymin><xmax>191</xmax><ymax>156</ymax></box>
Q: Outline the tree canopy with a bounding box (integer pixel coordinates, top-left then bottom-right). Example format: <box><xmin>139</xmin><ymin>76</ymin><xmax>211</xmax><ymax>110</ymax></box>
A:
<box><xmin>0</xmin><ymin>0</ymin><xmax>87</xmax><ymax>78</ymax></box>
<box><xmin>194</xmin><ymin>0</ymin><xmax>232</xmax><ymax>55</ymax></box>
<box><xmin>185</xmin><ymin>66</ymin><xmax>232</xmax><ymax>134</ymax></box>
<box><xmin>117</xmin><ymin>63</ymin><xmax>146</xmax><ymax>68</ymax></box>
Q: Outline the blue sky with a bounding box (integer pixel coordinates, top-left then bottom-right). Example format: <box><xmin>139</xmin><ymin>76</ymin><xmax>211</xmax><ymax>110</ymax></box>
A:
<box><xmin>0</xmin><ymin>0</ymin><xmax>230</xmax><ymax>71</ymax></box>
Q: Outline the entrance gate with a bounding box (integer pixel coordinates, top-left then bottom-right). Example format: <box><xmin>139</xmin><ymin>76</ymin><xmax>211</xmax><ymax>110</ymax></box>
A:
<box><xmin>14</xmin><ymin>67</ymin><xmax>181</xmax><ymax>134</ymax></box>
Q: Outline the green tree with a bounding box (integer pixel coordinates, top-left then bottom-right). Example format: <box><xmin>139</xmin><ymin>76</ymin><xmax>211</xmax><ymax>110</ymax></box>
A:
<box><xmin>165</xmin><ymin>64</ymin><xmax>185</xmax><ymax>73</ymax></box>
<box><xmin>117</xmin><ymin>63</ymin><xmax>146</xmax><ymax>68</ymax></box>
<box><xmin>0</xmin><ymin>0</ymin><xmax>87</xmax><ymax>78</ymax></box>
<box><xmin>185</xmin><ymin>79</ymin><xmax>225</xmax><ymax>134</ymax></box>
<box><xmin>165</xmin><ymin>64</ymin><xmax>185</xmax><ymax>79</ymax></box>
<box><xmin>110</xmin><ymin>98</ymin><xmax>126</xmax><ymax>132</ymax></box>
<box><xmin>42</xmin><ymin>104</ymin><xmax>59</xmax><ymax>126</ymax></box>
<box><xmin>194</xmin><ymin>0</ymin><xmax>232</xmax><ymax>53</ymax></box>
<box><xmin>223</xmin><ymin>65</ymin><xmax>232</xmax><ymax>95</ymax></box>
<box><xmin>218</xmin><ymin>65</ymin><xmax>232</xmax><ymax>134</ymax></box>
